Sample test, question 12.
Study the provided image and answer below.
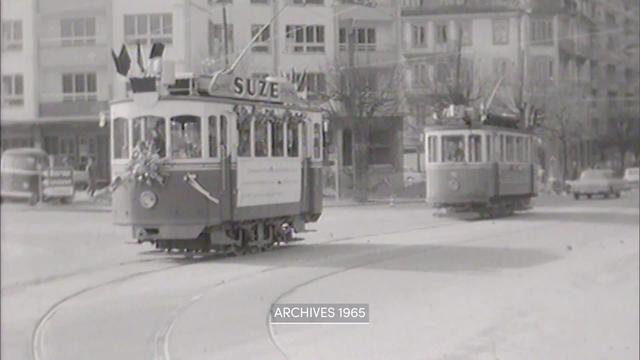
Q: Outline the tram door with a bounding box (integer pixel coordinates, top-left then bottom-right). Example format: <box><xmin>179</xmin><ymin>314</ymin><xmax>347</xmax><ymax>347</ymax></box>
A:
<box><xmin>235</xmin><ymin>112</ymin><xmax>303</xmax><ymax>215</ymax></box>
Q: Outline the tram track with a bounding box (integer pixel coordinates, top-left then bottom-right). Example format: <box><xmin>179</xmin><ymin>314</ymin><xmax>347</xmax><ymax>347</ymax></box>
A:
<box><xmin>265</xmin><ymin>220</ymin><xmax>558</xmax><ymax>360</ymax></box>
<box><xmin>30</xmin><ymin>218</ymin><xmax>460</xmax><ymax>360</ymax></box>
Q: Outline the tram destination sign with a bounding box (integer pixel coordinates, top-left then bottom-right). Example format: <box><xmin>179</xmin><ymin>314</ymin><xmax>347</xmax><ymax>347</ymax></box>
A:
<box><xmin>233</xmin><ymin>76</ymin><xmax>280</xmax><ymax>101</ymax></box>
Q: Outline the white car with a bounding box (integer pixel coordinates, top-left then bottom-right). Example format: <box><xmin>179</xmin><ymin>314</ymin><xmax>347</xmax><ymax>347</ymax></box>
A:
<box><xmin>568</xmin><ymin>169</ymin><xmax>626</xmax><ymax>200</ymax></box>
<box><xmin>623</xmin><ymin>167</ymin><xmax>639</xmax><ymax>190</ymax></box>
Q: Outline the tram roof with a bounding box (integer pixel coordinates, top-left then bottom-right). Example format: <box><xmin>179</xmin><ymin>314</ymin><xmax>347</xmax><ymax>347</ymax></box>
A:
<box><xmin>110</xmin><ymin>94</ymin><xmax>324</xmax><ymax>113</ymax></box>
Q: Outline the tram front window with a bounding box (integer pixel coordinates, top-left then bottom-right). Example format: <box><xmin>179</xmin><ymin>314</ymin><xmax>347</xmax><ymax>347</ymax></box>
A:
<box><xmin>255</xmin><ymin>120</ymin><xmax>268</xmax><ymax>157</ymax></box>
<box><xmin>442</xmin><ymin>135</ymin><xmax>465</xmax><ymax>162</ymax></box>
<box><xmin>132</xmin><ymin>116</ymin><xmax>166</xmax><ymax>157</ymax></box>
<box><xmin>170</xmin><ymin>115</ymin><xmax>202</xmax><ymax>159</ymax></box>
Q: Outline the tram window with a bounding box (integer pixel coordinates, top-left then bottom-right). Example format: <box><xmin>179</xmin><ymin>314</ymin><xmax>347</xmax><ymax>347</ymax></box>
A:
<box><xmin>238</xmin><ymin>119</ymin><xmax>251</xmax><ymax>157</ymax></box>
<box><xmin>254</xmin><ymin>120</ymin><xmax>268</xmax><ymax>157</ymax></box>
<box><xmin>468</xmin><ymin>135</ymin><xmax>482</xmax><ymax>163</ymax></box>
<box><xmin>499</xmin><ymin>135</ymin><xmax>505</xmax><ymax>162</ymax></box>
<box><xmin>131</xmin><ymin>116</ymin><xmax>166</xmax><ymax>157</ymax></box>
<box><xmin>170</xmin><ymin>115</ymin><xmax>202</xmax><ymax>159</ymax></box>
<box><xmin>301</xmin><ymin>122</ymin><xmax>308</xmax><ymax>157</ymax></box>
<box><xmin>271</xmin><ymin>121</ymin><xmax>284</xmax><ymax>157</ymax></box>
<box><xmin>441</xmin><ymin>135</ymin><xmax>465</xmax><ymax>163</ymax></box>
<box><xmin>505</xmin><ymin>136</ymin><xmax>515</xmax><ymax>162</ymax></box>
<box><xmin>313</xmin><ymin>123</ymin><xmax>322</xmax><ymax>159</ymax></box>
<box><xmin>208</xmin><ymin>116</ymin><xmax>218</xmax><ymax>158</ymax></box>
<box><xmin>516</xmin><ymin>137</ymin><xmax>524</xmax><ymax>162</ymax></box>
<box><xmin>486</xmin><ymin>135</ymin><xmax>492</xmax><ymax>162</ymax></box>
<box><xmin>427</xmin><ymin>136</ymin><xmax>438</xmax><ymax>163</ymax></box>
<box><xmin>287</xmin><ymin>122</ymin><xmax>299</xmax><ymax>157</ymax></box>
<box><xmin>113</xmin><ymin>117</ymin><xmax>129</xmax><ymax>159</ymax></box>
<box><xmin>220</xmin><ymin>115</ymin><xmax>227</xmax><ymax>150</ymax></box>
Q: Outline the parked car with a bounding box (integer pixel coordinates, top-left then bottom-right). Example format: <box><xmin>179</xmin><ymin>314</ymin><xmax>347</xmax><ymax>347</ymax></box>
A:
<box><xmin>567</xmin><ymin>169</ymin><xmax>626</xmax><ymax>200</ymax></box>
<box><xmin>623</xmin><ymin>167</ymin><xmax>639</xmax><ymax>190</ymax></box>
<box><xmin>0</xmin><ymin>148</ymin><xmax>75</xmax><ymax>205</ymax></box>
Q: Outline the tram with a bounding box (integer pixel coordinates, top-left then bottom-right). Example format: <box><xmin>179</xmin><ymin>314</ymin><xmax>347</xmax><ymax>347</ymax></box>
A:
<box><xmin>109</xmin><ymin>44</ymin><xmax>323</xmax><ymax>254</ymax></box>
<box><xmin>424</xmin><ymin>106</ymin><xmax>538</xmax><ymax>218</ymax></box>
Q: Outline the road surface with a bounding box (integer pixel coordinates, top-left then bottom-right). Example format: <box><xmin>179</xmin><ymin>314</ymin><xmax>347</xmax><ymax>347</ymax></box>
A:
<box><xmin>1</xmin><ymin>193</ymin><xmax>638</xmax><ymax>360</ymax></box>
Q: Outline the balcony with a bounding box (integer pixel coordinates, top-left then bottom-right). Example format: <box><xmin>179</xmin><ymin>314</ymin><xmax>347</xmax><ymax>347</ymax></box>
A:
<box><xmin>401</xmin><ymin>0</ymin><xmax>522</xmax><ymax>16</ymax></box>
<box><xmin>39</xmin><ymin>93</ymin><xmax>108</xmax><ymax>118</ymax></box>
<box><xmin>337</xmin><ymin>43</ymin><xmax>398</xmax><ymax>68</ymax></box>
<box><xmin>38</xmin><ymin>37</ymin><xmax>109</xmax><ymax>69</ymax></box>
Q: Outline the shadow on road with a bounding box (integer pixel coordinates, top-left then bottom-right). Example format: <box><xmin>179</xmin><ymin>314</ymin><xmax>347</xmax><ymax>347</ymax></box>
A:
<box><xmin>153</xmin><ymin>242</ymin><xmax>560</xmax><ymax>275</ymax></box>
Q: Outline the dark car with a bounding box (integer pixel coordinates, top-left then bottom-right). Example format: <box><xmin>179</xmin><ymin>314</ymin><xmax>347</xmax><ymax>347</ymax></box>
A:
<box><xmin>1</xmin><ymin>148</ymin><xmax>75</xmax><ymax>205</ymax></box>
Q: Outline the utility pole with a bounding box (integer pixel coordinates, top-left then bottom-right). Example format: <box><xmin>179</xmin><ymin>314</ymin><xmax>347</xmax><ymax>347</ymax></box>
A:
<box><xmin>221</xmin><ymin>0</ymin><xmax>229</xmax><ymax>67</ymax></box>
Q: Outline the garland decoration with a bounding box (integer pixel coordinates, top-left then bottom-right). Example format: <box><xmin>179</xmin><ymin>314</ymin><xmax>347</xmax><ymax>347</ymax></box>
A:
<box><xmin>124</xmin><ymin>142</ymin><xmax>169</xmax><ymax>186</ymax></box>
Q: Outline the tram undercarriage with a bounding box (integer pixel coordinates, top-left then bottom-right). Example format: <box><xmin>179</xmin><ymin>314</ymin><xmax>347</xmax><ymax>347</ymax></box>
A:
<box><xmin>433</xmin><ymin>196</ymin><xmax>533</xmax><ymax>220</ymax></box>
<box><xmin>138</xmin><ymin>216</ymin><xmax>311</xmax><ymax>255</ymax></box>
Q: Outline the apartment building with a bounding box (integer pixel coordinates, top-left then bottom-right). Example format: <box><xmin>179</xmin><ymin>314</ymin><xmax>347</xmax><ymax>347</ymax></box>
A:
<box><xmin>398</xmin><ymin>0</ymin><xmax>638</xmax><ymax>177</ymax></box>
<box><xmin>111</xmin><ymin>0</ymin><xmax>337</xmax><ymax>100</ymax></box>
<box><xmin>1</xmin><ymin>0</ymin><xmax>38</xmax><ymax>149</ymax></box>
<box><xmin>1</xmin><ymin>0</ymin><xmax>112</xmax><ymax>182</ymax></box>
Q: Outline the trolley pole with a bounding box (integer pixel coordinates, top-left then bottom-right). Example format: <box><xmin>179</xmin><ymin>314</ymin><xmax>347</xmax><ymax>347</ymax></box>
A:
<box><xmin>222</xmin><ymin>1</ymin><xmax>229</xmax><ymax>68</ymax></box>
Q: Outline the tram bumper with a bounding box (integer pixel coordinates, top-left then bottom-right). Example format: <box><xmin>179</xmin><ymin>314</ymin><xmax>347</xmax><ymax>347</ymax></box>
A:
<box><xmin>133</xmin><ymin>225</ymin><xmax>204</xmax><ymax>241</ymax></box>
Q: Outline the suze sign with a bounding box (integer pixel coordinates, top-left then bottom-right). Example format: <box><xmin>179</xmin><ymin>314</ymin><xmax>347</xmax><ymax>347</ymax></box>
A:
<box><xmin>233</xmin><ymin>77</ymin><xmax>280</xmax><ymax>100</ymax></box>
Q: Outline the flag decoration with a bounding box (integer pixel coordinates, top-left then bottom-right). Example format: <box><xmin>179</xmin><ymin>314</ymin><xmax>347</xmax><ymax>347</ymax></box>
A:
<box><xmin>111</xmin><ymin>44</ymin><xmax>131</xmax><ymax>77</ymax></box>
<box><xmin>136</xmin><ymin>41</ymin><xmax>145</xmax><ymax>74</ymax></box>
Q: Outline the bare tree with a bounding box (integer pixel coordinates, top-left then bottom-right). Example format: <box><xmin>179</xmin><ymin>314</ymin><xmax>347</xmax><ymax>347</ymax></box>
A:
<box><xmin>325</xmin><ymin>29</ymin><xmax>403</xmax><ymax>202</ymax></box>
<box><xmin>603</xmin><ymin>105</ymin><xmax>640</xmax><ymax>172</ymax></box>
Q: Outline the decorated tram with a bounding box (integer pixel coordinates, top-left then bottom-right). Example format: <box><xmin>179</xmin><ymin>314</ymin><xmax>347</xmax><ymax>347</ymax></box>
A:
<box><xmin>424</xmin><ymin>105</ymin><xmax>539</xmax><ymax>218</ymax></box>
<box><xmin>109</xmin><ymin>42</ymin><xmax>323</xmax><ymax>254</ymax></box>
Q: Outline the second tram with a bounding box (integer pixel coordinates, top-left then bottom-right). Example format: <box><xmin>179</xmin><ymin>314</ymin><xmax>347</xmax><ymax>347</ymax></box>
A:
<box><xmin>424</xmin><ymin>116</ymin><xmax>537</xmax><ymax>218</ymax></box>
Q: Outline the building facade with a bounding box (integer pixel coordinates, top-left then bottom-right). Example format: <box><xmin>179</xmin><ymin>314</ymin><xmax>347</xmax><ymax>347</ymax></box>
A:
<box><xmin>1</xmin><ymin>0</ymin><xmax>112</xmax><ymax>182</ymax></box>
<box><xmin>398</xmin><ymin>0</ymin><xmax>639</xmax><ymax>179</ymax></box>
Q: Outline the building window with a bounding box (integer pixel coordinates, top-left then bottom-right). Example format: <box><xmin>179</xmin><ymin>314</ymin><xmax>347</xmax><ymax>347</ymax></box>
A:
<box><xmin>306</xmin><ymin>72</ymin><xmax>327</xmax><ymax>95</ymax></box>
<box><xmin>124</xmin><ymin>13</ymin><xmax>172</xmax><ymax>45</ymax></box>
<box><xmin>208</xmin><ymin>22</ymin><xmax>234</xmax><ymax>58</ymax></box>
<box><xmin>456</xmin><ymin>21</ymin><xmax>472</xmax><ymax>46</ymax></box>
<box><xmin>493</xmin><ymin>58</ymin><xmax>511</xmax><ymax>81</ymax></box>
<box><xmin>531</xmin><ymin>56</ymin><xmax>554</xmax><ymax>84</ymax></box>
<box><xmin>492</xmin><ymin>19</ymin><xmax>509</xmax><ymax>45</ymax></box>
<box><xmin>62</xmin><ymin>73</ymin><xmax>97</xmax><ymax>102</ymax></box>
<box><xmin>1</xmin><ymin>74</ymin><xmax>24</xmax><ymax>106</ymax></box>
<box><xmin>61</xmin><ymin>18</ymin><xmax>96</xmax><ymax>46</ymax></box>
<box><xmin>286</xmin><ymin>25</ymin><xmax>325</xmax><ymax>53</ymax></box>
<box><xmin>1</xmin><ymin>20</ymin><xmax>22</xmax><ymax>50</ymax></box>
<box><xmin>356</xmin><ymin>27</ymin><xmax>376</xmax><ymax>50</ymax></box>
<box><xmin>411</xmin><ymin>24</ymin><xmax>427</xmax><ymax>48</ymax></box>
<box><xmin>530</xmin><ymin>18</ymin><xmax>553</xmax><ymax>45</ymax></box>
<box><xmin>435</xmin><ymin>23</ymin><xmax>448</xmax><ymax>44</ymax></box>
<box><xmin>251</xmin><ymin>24</ymin><xmax>271</xmax><ymax>52</ymax></box>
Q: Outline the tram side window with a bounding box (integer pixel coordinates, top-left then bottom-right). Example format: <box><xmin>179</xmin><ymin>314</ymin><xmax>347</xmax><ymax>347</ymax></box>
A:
<box><xmin>238</xmin><ymin>118</ymin><xmax>251</xmax><ymax>157</ymax></box>
<box><xmin>427</xmin><ymin>136</ymin><xmax>438</xmax><ymax>163</ymax></box>
<box><xmin>271</xmin><ymin>121</ymin><xmax>284</xmax><ymax>157</ymax></box>
<box><xmin>208</xmin><ymin>116</ymin><xmax>218</xmax><ymax>158</ymax></box>
<box><xmin>113</xmin><ymin>117</ymin><xmax>129</xmax><ymax>159</ymax></box>
<box><xmin>468</xmin><ymin>135</ymin><xmax>482</xmax><ymax>163</ymax></box>
<box><xmin>313</xmin><ymin>123</ymin><xmax>322</xmax><ymax>160</ymax></box>
<box><xmin>516</xmin><ymin>137</ymin><xmax>524</xmax><ymax>162</ymax></box>
<box><xmin>441</xmin><ymin>135</ymin><xmax>465</xmax><ymax>163</ymax></box>
<box><xmin>499</xmin><ymin>135</ymin><xmax>505</xmax><ymax>162</ymax></box>
<box><xmin>170</xmin><ymin>115</ymin><xmax>202</xmax><ymax>159</ymax></box>
<box><xmin>486</xmin><ymin>134</ymin><xmax>493</xmax><ymax>162</ymax></box>
<box><xmin>220</xmin><ymin>115</ymin><xmax>227</xmax><ymax>152</ymax></box>
<box><xmin>254</xmin><ymin>120</ymin><xmax>268</xmax><ymax>157</ymax></box>
<box><xmin>505</xmin><ymin>135</ymin><xmax>515</xmax><ymax>162</ymax></box>
<box><xmin>287</xmin><ymin>122</ymin><xmax>299</xmax><ymax>157</ymax></box>
<box><xmin>132</xmin><ymin>117</ymin><xmax>143</xmax><ymax>149</ymax></box>
<box><xmin>301</xmin><ymin>122</ymin><xmax>308</xmax><ymax>157</ymax></box>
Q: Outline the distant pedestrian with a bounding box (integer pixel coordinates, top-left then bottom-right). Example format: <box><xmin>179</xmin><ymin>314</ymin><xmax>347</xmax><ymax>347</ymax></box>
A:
<box><xmin>86</xmin><ymin>157</ymin><xmax>96</xmax><ymax>197</ymax></box>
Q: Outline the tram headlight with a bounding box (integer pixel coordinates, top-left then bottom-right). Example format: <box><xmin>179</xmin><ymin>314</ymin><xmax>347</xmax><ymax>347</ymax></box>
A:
<box><xmin>139</xmin><ymin>190</ymin><xmax>158</xmax><ymax>209</ymax></box>
<box><xmin>448</xmin><ymin>179</ymin><xmax>460</xmax><ymax>191</ymax></box>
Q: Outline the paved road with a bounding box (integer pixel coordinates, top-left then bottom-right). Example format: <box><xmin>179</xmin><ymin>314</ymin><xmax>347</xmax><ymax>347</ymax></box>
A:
<box><xmin>1</xmin><ymin>193</ymin><xmax>638</xmax><ymax>360</ymax></box>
